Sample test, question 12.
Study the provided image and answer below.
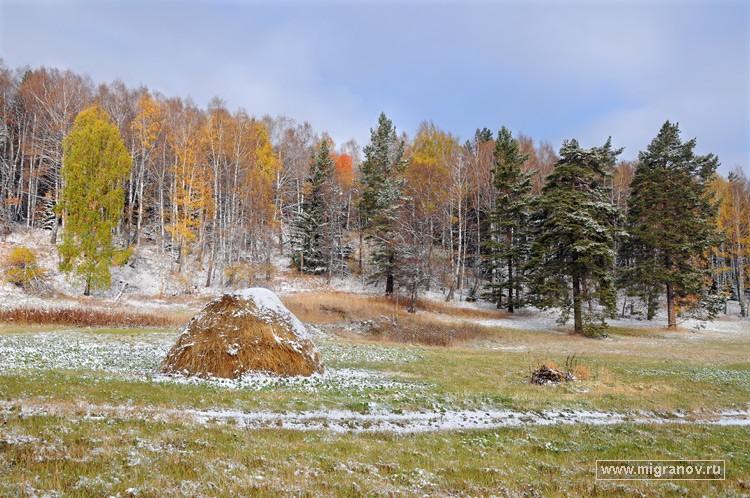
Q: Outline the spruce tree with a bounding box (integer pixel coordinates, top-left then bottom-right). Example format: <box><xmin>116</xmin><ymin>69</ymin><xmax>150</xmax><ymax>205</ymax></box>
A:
<box><xmin>620</xmin><ymin>121</ymin><xmax>718</xmax><ymax>329</ymax></box>
<box><xmin>291</xmin><ymin>139</ymin><xmax>334</xmax><ymax>274</ymax></box>
<box><xmin>486</xmin><ymin>127</ymin><xmax>532</xmax><ymax>312</ymax></box>
<box><xmin>475</xmin><ymin>127</ymin><xmax>493</xmax><ymax>144</ymax></box>
<box><xmin>527</xmin><ymin>138</ymin><xmax>621</xmax><ymax>335</ymax></box>
<box><xmin>359</xmin><ymin>113</ymin><xmax>407</xmax><ymax>295</ymax></box>
<box><xmin>59</xmin><ymin>105</ymin><xmax>132</xmax><ymax>295</ymax></box>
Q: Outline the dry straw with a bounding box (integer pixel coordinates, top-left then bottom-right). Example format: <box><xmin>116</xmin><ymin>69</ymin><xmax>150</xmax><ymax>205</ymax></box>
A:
<box><xmin>161</xmin><ymin>293</ymin><xmax>323</xmax><ymax>378</ymax></box>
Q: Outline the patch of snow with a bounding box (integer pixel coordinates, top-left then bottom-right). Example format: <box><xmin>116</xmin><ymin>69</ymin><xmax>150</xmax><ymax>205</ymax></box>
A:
<box><xmin>230</xmin><ymin>287</ymin><xmax>310</xmax><ymax>339</ymax></box>
<box><xmin>457</xmin><ymin>307</ymin><xmax>564</xmax><ymax>332</ymax></box>
<box><xmin>2</xmin><ymin>400</ymin><xmax>749</xmax><ymax>434</ymax></box>
<box><xmin>0</xmin><ymin>330</ymin><xmax>172</xmax><ymax>376</ymax></box>
<box><xmin>433</xmin><ymin>304</ymin><xmax>749</xmax><ymax>335</ymax></box>
<box><xmin>0</xmin><ymin>433</ymin><xmax>41</xmax><ymax>446</ymax></box>
<box><xmin>154</xmin><ymin>367</ymin><xmax>422</xmax><ymax>394</ymax></box>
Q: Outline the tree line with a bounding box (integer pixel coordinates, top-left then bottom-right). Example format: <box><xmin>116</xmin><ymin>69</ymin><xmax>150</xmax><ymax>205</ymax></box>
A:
<box><xmin>0</xmin><ymin>63</ymin><xmax>747</xmax><ymax>334</ymax></box>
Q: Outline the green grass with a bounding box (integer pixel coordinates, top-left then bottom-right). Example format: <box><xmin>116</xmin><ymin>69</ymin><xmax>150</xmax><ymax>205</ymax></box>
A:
<box><xmin>1</xmin><ymin>415</ymin><xmax>747</xmax><ymax>497</ymax></box>
<box><xmin>1</xmin><ymin>333</ymin><xmax>749</xmax><ymax>414</ymax></box>
<box><xmin>391</xmin><ymin>348</ymin><xmax>750</xmax><ymax>412</ymax></box>
<box><xmin>0</xmin><ymin>323</ymin><xmax>64</xmax><ymax>334</ymax></box>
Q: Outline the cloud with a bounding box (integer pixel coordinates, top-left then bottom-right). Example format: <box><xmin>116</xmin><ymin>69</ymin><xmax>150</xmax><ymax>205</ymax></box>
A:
<box><xmin>466</xmin><ymin>2</ymin><xmax>750</xmax><ymax>171</ymax></box>
<box><xmin>1</xmin><ymin>1</ymin><xmax>747</xmax><ymax>171</ymax></box>
<box><xmin>204</xmin><ymin>24</ymin><xmax>373</xmax><ymax>147</ymax></box>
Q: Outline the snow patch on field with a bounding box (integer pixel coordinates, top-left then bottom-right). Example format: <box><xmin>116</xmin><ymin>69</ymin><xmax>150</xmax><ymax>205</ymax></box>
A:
<box><xmin>2</xmin><ymin>399</ymin><xmax>748</xmax><ymax>433</ymax></box>
<box><xmin>470</xmin><ymin>308</ymin><xmax>562</xmax><ymax>332</ymax></box>
<box><xmin>0</xmin><ymin>330</ymin><xmax>423</xmax><ymax>394</ymax></box>
<box><xmin>154</xmin><ymin>368</ymin><xmax>420</xmax><ymax>394</ymax></box>
<box><xmin>0</xmin><ymin>432</ymin><xmax>41</xmax><ymax>446</ymax></box>
<box><xmin>322</xmin><ymin>341</ymin><xmax>422</xmax><ymax>365</ymax></box>
<box><xmin>0</xmin><ymin>330</ymin><xmax>171</xmax><ymax>375</ymax></box>
<box><xmin>446</xmin><ymin>305</ymin><xmax>748</xmax><ymax>335</ymax></box>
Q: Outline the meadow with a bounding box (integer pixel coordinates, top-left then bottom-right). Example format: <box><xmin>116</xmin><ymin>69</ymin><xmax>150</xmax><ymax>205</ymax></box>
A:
<box><xmin>1</xmin><ymin>292</ymin><xmax>749</xmax><ymax>497</ymax></box>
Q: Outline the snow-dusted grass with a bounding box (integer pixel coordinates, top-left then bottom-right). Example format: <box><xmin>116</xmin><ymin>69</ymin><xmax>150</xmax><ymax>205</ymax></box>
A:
<box><xmin>1</xmin><ymin>413</ymin><xmax>747</xmax><ymax>497</ymax></box>
<box><xmin>2</xmin><ymin>319</ymin><xmax>750</xmax><ymax>416</ymax></box>
<box><xmin>0</xmin><ymin>328</ymin><xmax>172</xmax><ymax>375</ymax></box>
<box><xmin>0</xmin><ymin>330</ymin><xmax>429</xmax><ymax>409</ymax></box>
<box><xmin>154</xmin><ymin>368</ymin><xmax>425</xmax><ymax>396</ymax></box>
<box><xmin>1</xmin><ymin>294</ymin><xmax>749</xmax><ymax>496</ymax></box>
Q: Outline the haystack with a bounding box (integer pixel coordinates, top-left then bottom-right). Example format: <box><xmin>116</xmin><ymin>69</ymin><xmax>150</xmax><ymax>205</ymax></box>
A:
<box><xmin>161</xmin><ymin>288</ymin><xmax>323</xmax><ymax>378</ymax></box>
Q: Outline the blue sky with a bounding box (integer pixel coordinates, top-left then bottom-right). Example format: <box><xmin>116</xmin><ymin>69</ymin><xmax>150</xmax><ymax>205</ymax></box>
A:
<box><xmin>1</xmin><ymin>0</ymin><xmax>748</xmax><ymax>173</ymax></box>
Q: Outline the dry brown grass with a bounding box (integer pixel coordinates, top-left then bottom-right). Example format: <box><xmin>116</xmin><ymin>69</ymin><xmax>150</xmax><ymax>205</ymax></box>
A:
<box><xmin>401</xmin><ymin>296</ymin><xmax>508</xmax><ymax>320</ymax></box>
<box><xmin>161</xmin><ymin>294</ymin><xmax>323</xmax><ymax>378</ymax></box>
<box><xmin>0</xmin><ymin>307</ymin><xmax>184</xmax><ymax>328</ymax></box>
<box><xmin>572</xmin><ymin>364</ymin><xmax>592</xmax><ymax>381</ymax></box>
<box><xmin>361</xmin><ymin>315</ymin><xmax>491</xmax><ymax>347</ymax></box>
<box><xmin>283</xmin><ymin>291</ymin><xmax>506</xmax><ymax>324</ymax></box>
<box><xmin>282</xmin><ymin>292</ymin><xmax>397</xmax><ymax>324</ymax></box>
<box><xmin>282</xmin><ymin>291</ymin><xmax>501</xmax><ymax>347</ymax></box>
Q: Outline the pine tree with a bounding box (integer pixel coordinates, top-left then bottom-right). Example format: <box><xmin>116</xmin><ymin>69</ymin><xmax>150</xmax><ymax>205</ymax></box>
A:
<box><xmin>620</xmin><ymin>121</ymin><xmax>718</xmax><ymax>328</ymax></box>
<box><xmin>527</xmin><ymin>138</ymin><xmax>621</xmax><ymax>335</ymax></box>
<box><xmin>291</xmin><ymin>139</ymin><xmax>335</xmax><ymax>274</ymax></box>
<box><xmin>59</xmin><ymin>105</ymin><xmax>132</xmax><ymax>295</ymax></box>
<box><xmin>359</xmin><ymin>113</ymin><xmax>407</xmax><ymax>295</ymax></box>
<box><xmin>486</xmin><ymin>127</ymin><xmax>532</xmax><ymax>312</ymax></box>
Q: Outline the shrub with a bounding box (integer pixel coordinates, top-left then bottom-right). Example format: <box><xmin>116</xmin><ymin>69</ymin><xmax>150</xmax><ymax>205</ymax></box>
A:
<box><xmin>112</xmin><ymin>246</ymin><xmax>134</xmax><ymax>266</ymax></box>
<box><xmin>224</xmin><ymin>262</ymin><xmax>255</xmax><ymax>287</ymax></box>
<box><xmin>529</xmin><ymin>355</ymin><xmax>591</xmax><ymax>384</ymax></box>
<box><xmin>530</xmin><ymin>364</ymin><xmax>573</xmax><ymax>385</ymax></box>
<box><xmin>224</xmin><ymin>262</ymin><xmax>276</xmax><ymax>286</ymax></box>
<box><xmin>173</xmin><ymin>271</ymin><xmax>194</xmax><ymax>294</ymax></box>
<box><xmin>4</xmin><ymin>246</ymin><xmax>48</xmax><ymax>292</ymax></box>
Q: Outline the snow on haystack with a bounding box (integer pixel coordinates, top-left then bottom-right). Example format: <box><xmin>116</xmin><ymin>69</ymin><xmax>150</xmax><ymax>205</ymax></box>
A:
<box><xmin>161</xmin><ymin>287</ymin><xmax>323</xmax><ymax>378</ymax></box>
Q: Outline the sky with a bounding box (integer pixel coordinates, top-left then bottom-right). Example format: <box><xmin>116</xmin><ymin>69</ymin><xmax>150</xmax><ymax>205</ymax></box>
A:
<box><xmin>1</xmin><ymin>0</ymin><xmax>748</xmax><ymax>173</ymax></box>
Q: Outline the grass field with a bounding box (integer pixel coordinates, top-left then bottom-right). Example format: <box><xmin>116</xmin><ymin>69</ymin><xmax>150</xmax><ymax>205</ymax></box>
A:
<box><xmin>2</xmin><ymin>416</ymin><xmax>748</xmax><ymax>497</ymax></box>
<box><xmin>1</xmin><ymin>292</ymin><xmax>749</xmax><ymax>496</ymax></box>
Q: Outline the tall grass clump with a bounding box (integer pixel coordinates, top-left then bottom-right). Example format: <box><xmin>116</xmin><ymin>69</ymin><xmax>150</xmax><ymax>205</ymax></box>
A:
<box><xmin>0</xmin><ymin>307</ymin><xmax>183</xmax><ymax>327</ymax></box>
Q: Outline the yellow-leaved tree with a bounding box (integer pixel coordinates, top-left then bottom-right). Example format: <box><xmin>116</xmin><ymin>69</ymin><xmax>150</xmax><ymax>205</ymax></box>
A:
<box><xmin>246</xmin><ymin>120</ymin><xmax>280</xmax><ymax>276</ymax></box>
<box><xmin>403</xmin><ymin>122</ymin><xmax>455</xmax><ymax>301</ymax></box>
<box><xmin>712</xmin><ymin>171</ymin><xmax>750</xmax><ymax>316</ymax></box>
<box><xmin>129</xmin><ymin>92</ymin><xmax>164</xmax><ymax>246</ymax></box>
<box><xmin>59</xmin><ymin>105</ymin><xmax>132</xmax><ymax>295</ymax></box>
<box><xmin>166</xmin><ymin>104</ymin><xmax>213</xmax><ymax>272</ymax></box>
